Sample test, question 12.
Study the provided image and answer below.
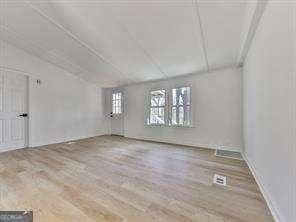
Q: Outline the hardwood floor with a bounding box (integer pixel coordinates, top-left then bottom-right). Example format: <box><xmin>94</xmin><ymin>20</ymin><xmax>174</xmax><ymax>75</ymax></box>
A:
<box><xmin>0</xmin><ymin>135</ymin><xmax>274</xmax><ymax>222</ymax></box>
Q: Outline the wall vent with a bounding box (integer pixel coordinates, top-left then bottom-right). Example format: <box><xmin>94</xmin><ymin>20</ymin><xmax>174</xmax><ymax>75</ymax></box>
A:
<box><xmin>215</xmin><ymin>149</ymin><xmax>243</xmax><ymax>160</ymax></box>
<box><xmin>213</xmin><ymin>174</ymin><xmax>227</xmax><ymax>186</ymax></box>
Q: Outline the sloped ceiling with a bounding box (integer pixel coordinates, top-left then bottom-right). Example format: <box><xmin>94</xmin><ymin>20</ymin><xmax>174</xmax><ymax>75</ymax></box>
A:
<box><xmin>0</xmin><ymin>0</ymin><xmax>247</xmax><ymax>87</ymax></box>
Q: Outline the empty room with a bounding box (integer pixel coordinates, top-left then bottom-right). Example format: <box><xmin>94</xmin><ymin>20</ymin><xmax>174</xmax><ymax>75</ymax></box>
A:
<box><xmin>0</xmin><ymin>0</ymin><xmax>295</xmax><ymax>222</ymax></box>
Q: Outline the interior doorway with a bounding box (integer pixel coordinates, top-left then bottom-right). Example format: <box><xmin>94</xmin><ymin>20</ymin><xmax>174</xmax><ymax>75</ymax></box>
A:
<box><xmin>110</xmin><ymin>91</ymin><xmax>124</xmax><ymax>136</ymax></box>
<box><xmin>0</xmin><ymin>69</ymin><xmax>29</xmax><ymax>152</ymax></box>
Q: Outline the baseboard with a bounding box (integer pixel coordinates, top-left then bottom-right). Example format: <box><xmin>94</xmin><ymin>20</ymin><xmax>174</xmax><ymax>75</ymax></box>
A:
<box><xmin>0</xmin><ymin>146</ymin><xmax>27</xmax><ymax>154</ymax></box>
<box><xmin>29</xmin><ymin>133</ymin><xmax>107</xmax><ymax>148</ymax></box>
<box><xmin>124</xmin><ymin>135</ymin><xmax>221</xmax><ymax>151</ymax></box>
<box><xmin>123</xmin><ymin>135</ymin><xmax>243</xmax><ymax>153</ymax></box>
<box><xmin>242</xmin><ymin>154</ymin><xmax>283</xmax><ymax>222</ymax></box>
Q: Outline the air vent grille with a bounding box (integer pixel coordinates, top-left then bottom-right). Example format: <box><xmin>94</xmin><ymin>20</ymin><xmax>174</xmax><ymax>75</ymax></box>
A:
<box><xmin>215</xmin><ymin>149</ymin><xmax>243</xmax><ymax>160</ymax></box>
<box><xmin>213</xmin><ymin>174</ymin><xmax>227</xmax><ymax>186</ymax></box>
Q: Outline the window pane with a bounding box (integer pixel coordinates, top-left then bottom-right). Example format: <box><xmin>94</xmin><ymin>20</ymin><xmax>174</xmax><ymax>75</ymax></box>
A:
<box><xmin>118</xmin><ymin>100</ymin><xmax>121</xmax><ymax>110</ymax></box>
<box><xmin>116</xmin><ymin>100</ymin><xmax>120</xmax><ymax>109</ymax></box>
<box><xmin>179</xmin><ymin>93</ymin><xmax>184</xmax><ymax>105</ymax></box>
<box><xmin>112</xmin><ymin>100</ymin><xmax>115</xmax><ymax>113</ymax></box>
<box><xmin>184</xmin><ymin>105</ymin><xmax>190</xmax><ymax>125</ymax></box>
<box><xmin>171</xmin><ymin>107</ymin><xmax>177</xmax><ymax>125</ymax></box>
<box><xmin>112</xmin><ymin>92</ymin><xmax>122</xmax><ymax>114</ymax></box>
<box><xmin>150</xmin><ymin>90</ymin><xmax>165</xmax><ymax>106</ymax></box>
<box><xmin>150</xmin><ymin>107</ymin><xmax>165</xmax><ymax>124</ymax></box>
<box><xmin>172</xmin><ymin>89</ymin><xmax>177</xmax><ymax>105</ymax></box>
<box><xmin>183</xmin><ymin>87</ymin><xmax>190</xmax><ymax>105</ymax></box>
<box><xmin>179</xmin><ymin>87</ymin><xmax>190</xmax><ymax>105</ymax></box>
<box><xmin>179</xmin><ymin>106</ymin><xmax>184</xmax><ymax>125</ymax></box>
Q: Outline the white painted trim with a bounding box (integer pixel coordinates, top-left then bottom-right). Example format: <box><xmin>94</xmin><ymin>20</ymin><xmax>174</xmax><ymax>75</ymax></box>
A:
<box><xmin>126</xmin><ymin>135</ymin><xmax>242</xmax><ymax>152</ymax></box>
<box><xmin>237</xmin><ymin>0</ymin><xmax>268</xmax><ymax>66</ymax></box>
<box><xmin>193</xmin><ymin>0</ymin><xmax>210</xmax><ymax>71</ymax></box>
<box><xmin>0</xmin><ymin>146</ymin><xmax>27</xmax><ymax>154</ymax></box>
<box><xmin>242</xmin><ymin>153</ymin><xmax>283</xmax><ymax>222</ymax></box>
<box><xmin>29</xmin><ymin>133</ymin><xmax>106</xmax><ymax>148</ymax></box>
<box><xmin>25</xmin><ymin>75</ymin><xmax>30</xmax><ymax>148</ymax></box>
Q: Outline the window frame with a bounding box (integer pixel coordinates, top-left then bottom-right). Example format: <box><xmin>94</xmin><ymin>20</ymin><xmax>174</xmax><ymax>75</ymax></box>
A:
<box><xmin>111</xmin><ymin>91</ymin><xmax>123</xmax><ymax>115</ymax></box>
<box><xmin>169</xmin><ymin>86</ymin><xmax>192</xmax><ymax>126</ymax></box>
<box><xmin>147</xmin><ymin>88</ymin><xmax>167</xmax><ymax>126</ymax></box>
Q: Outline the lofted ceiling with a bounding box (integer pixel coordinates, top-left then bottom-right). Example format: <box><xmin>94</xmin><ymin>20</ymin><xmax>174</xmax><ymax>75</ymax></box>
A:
<box><xmin>0</xmin><ymin>0</ymin><xmax>247</xmax><ymax>87</ymax></box>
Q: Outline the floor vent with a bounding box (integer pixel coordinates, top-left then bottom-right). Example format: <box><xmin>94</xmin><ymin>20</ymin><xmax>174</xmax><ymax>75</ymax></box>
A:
<box><xmin>213</xmin><ymin>174</ymin><xmax>227</xmax><ymax>186</ymax></box>
<box><xmin>215</xmin><ymin>149</ymin><xmax>243</xmax><ymax>160</ymax></box>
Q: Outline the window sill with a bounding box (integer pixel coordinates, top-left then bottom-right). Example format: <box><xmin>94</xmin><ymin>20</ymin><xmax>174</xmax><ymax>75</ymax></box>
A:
<box><xmin>145</xmin><ymin>124</ymin><xmax>196</xmax><ymax>128</ymax></box>
<box><xmin>169</xmin><ymin>124</ymin><xmax>196</xmax><ymax>128</ymax></box>
<box><xmin>145</xmin><ymin>124</ymin><xmax>166</xmax><ymax>127</ymax></box>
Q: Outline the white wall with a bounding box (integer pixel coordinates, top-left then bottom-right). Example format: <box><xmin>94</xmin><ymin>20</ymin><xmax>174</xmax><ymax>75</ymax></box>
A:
<box><xmin>117</xmin><ymin>67</ymin><xmax>243</xmax><ymax>151</ymax></box>
<box><xmin>243</xmin><ymin>2</ymin><xmax>295</xmax><ymax>222</ymax></box>
<box><xmin>0</xmin><ymin>40</ymin><xmax>109</xmax><ymax>147</ymax></box>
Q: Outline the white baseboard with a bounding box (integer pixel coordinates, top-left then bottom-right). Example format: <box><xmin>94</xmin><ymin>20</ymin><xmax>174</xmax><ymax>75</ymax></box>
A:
<box><xmin>125</xmin><ymin>135</ymin><xmax>243</xmax><ymax>152</ymax></box>
<box><xmin>29</xmin><ymin>132</ymin><xmax>107</xmax><ymax>148</ymax></box>
<box><xmin>0</xmin><ymin>146</ymin><xmax>27</xmax><ymax>154</ymax></box>
<box><xmin>242</xmin><ymin>154</ymin><xmax>283</xmax><ymax>222</ymax></box>
<box><xmin>125</xmin><ymin>135</ymin><xmax>218</xmax><ymax>150</ymax></box>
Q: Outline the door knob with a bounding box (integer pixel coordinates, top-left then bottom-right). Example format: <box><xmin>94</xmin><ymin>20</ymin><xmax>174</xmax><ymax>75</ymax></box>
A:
<box><xmin>19</xmin><ymin>113</ymin><xmax>28</xmax><ymax>117</ymax></box>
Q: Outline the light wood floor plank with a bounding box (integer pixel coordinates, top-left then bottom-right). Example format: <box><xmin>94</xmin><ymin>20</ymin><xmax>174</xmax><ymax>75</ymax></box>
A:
<box><xmin>0</xmin><ymin>135</ymin><xmax>274</xmax><ymax>222</ymax></box>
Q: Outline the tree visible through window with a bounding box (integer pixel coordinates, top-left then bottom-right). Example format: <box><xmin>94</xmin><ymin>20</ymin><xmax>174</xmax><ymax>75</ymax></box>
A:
<box><xmin>171</xmin><ymin>87</ymin><xmax>190</xmax><ymax>125</ymax></box>
<box><xmin>112</xmin><ymin>92</ymin><xmax>122</xmax><ymax>114</ymax></box>
<box><xmin>148</xmin><ymin>90</ymin><xmax>165</xmax><ymax>125</ymax></box>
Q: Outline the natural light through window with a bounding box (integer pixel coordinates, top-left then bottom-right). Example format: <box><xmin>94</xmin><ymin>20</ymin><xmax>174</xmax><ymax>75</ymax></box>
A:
<box><xmin>148</xmin><ymin>90</ymin><xmax>166</xmax><ymax>125</ymax></box>
<box><xmin>171</xmin><ymin>87</ymin><xmax>190</xmax><ymax>126</ymax></box>
<box><xmin>112</xmin><ymin>92</ymin><xmax>122</xmax><ymax>114</ymax></box>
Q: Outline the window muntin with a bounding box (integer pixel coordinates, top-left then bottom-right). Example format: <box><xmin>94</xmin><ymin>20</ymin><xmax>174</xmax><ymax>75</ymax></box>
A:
<box><xmin>148</xmin><ymin>89</ymin><xmax>166</xmax><ymax>125</ymax></box>
<box><xmin>171</xmin><ymin>87</ymin><xmax>190</xmax><ymax>125</ymax></box>
<box><xmin>112</xmin><ymin>92</ymin><xmax>122</xmax><ymax>114</ymax></box>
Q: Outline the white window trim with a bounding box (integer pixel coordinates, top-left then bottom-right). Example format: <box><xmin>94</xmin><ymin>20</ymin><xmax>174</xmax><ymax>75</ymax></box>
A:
<box><xmin>146</xmin><ymin>85</ymin><xmax>194</xmax><ymax>127</ymax></box>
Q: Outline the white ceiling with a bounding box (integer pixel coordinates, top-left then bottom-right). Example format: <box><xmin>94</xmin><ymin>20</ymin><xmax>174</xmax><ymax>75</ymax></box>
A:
<box><xmin>0</xmin><ymin>0</ymin><xmax>247</xmax><ymax>87</ymax></box>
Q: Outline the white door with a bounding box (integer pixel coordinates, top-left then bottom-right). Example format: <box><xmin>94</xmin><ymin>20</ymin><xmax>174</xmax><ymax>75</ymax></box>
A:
<box><xmin>110</xmin><ymin>91</ymin><xmax>124</xmax><ymax>136</ymax></box>
<box><xmin>0</xmin><ymin>70</ymin><xmax>28</xmax><ymax>152</ymax></box>
<box><xmin>111</xmin><ymin>114</ymin><xmax>124</xmax><ymax>136</ymax></box>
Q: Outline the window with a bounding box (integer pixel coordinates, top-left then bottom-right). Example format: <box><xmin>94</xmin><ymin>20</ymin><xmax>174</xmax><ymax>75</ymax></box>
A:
<box><xmin>112</xmin><ymin>92</ymin><xmax>122</xmax><ymax>114</ymax></box>
<box><xmin>171</xmin><ymin>86</ymin><xmax>190</xmax><ymax>126</ymax></box>
<box><xmin>147</xmin><ymin>89</ymin><xmax>166</xmax><ymax>125</ymax></box>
